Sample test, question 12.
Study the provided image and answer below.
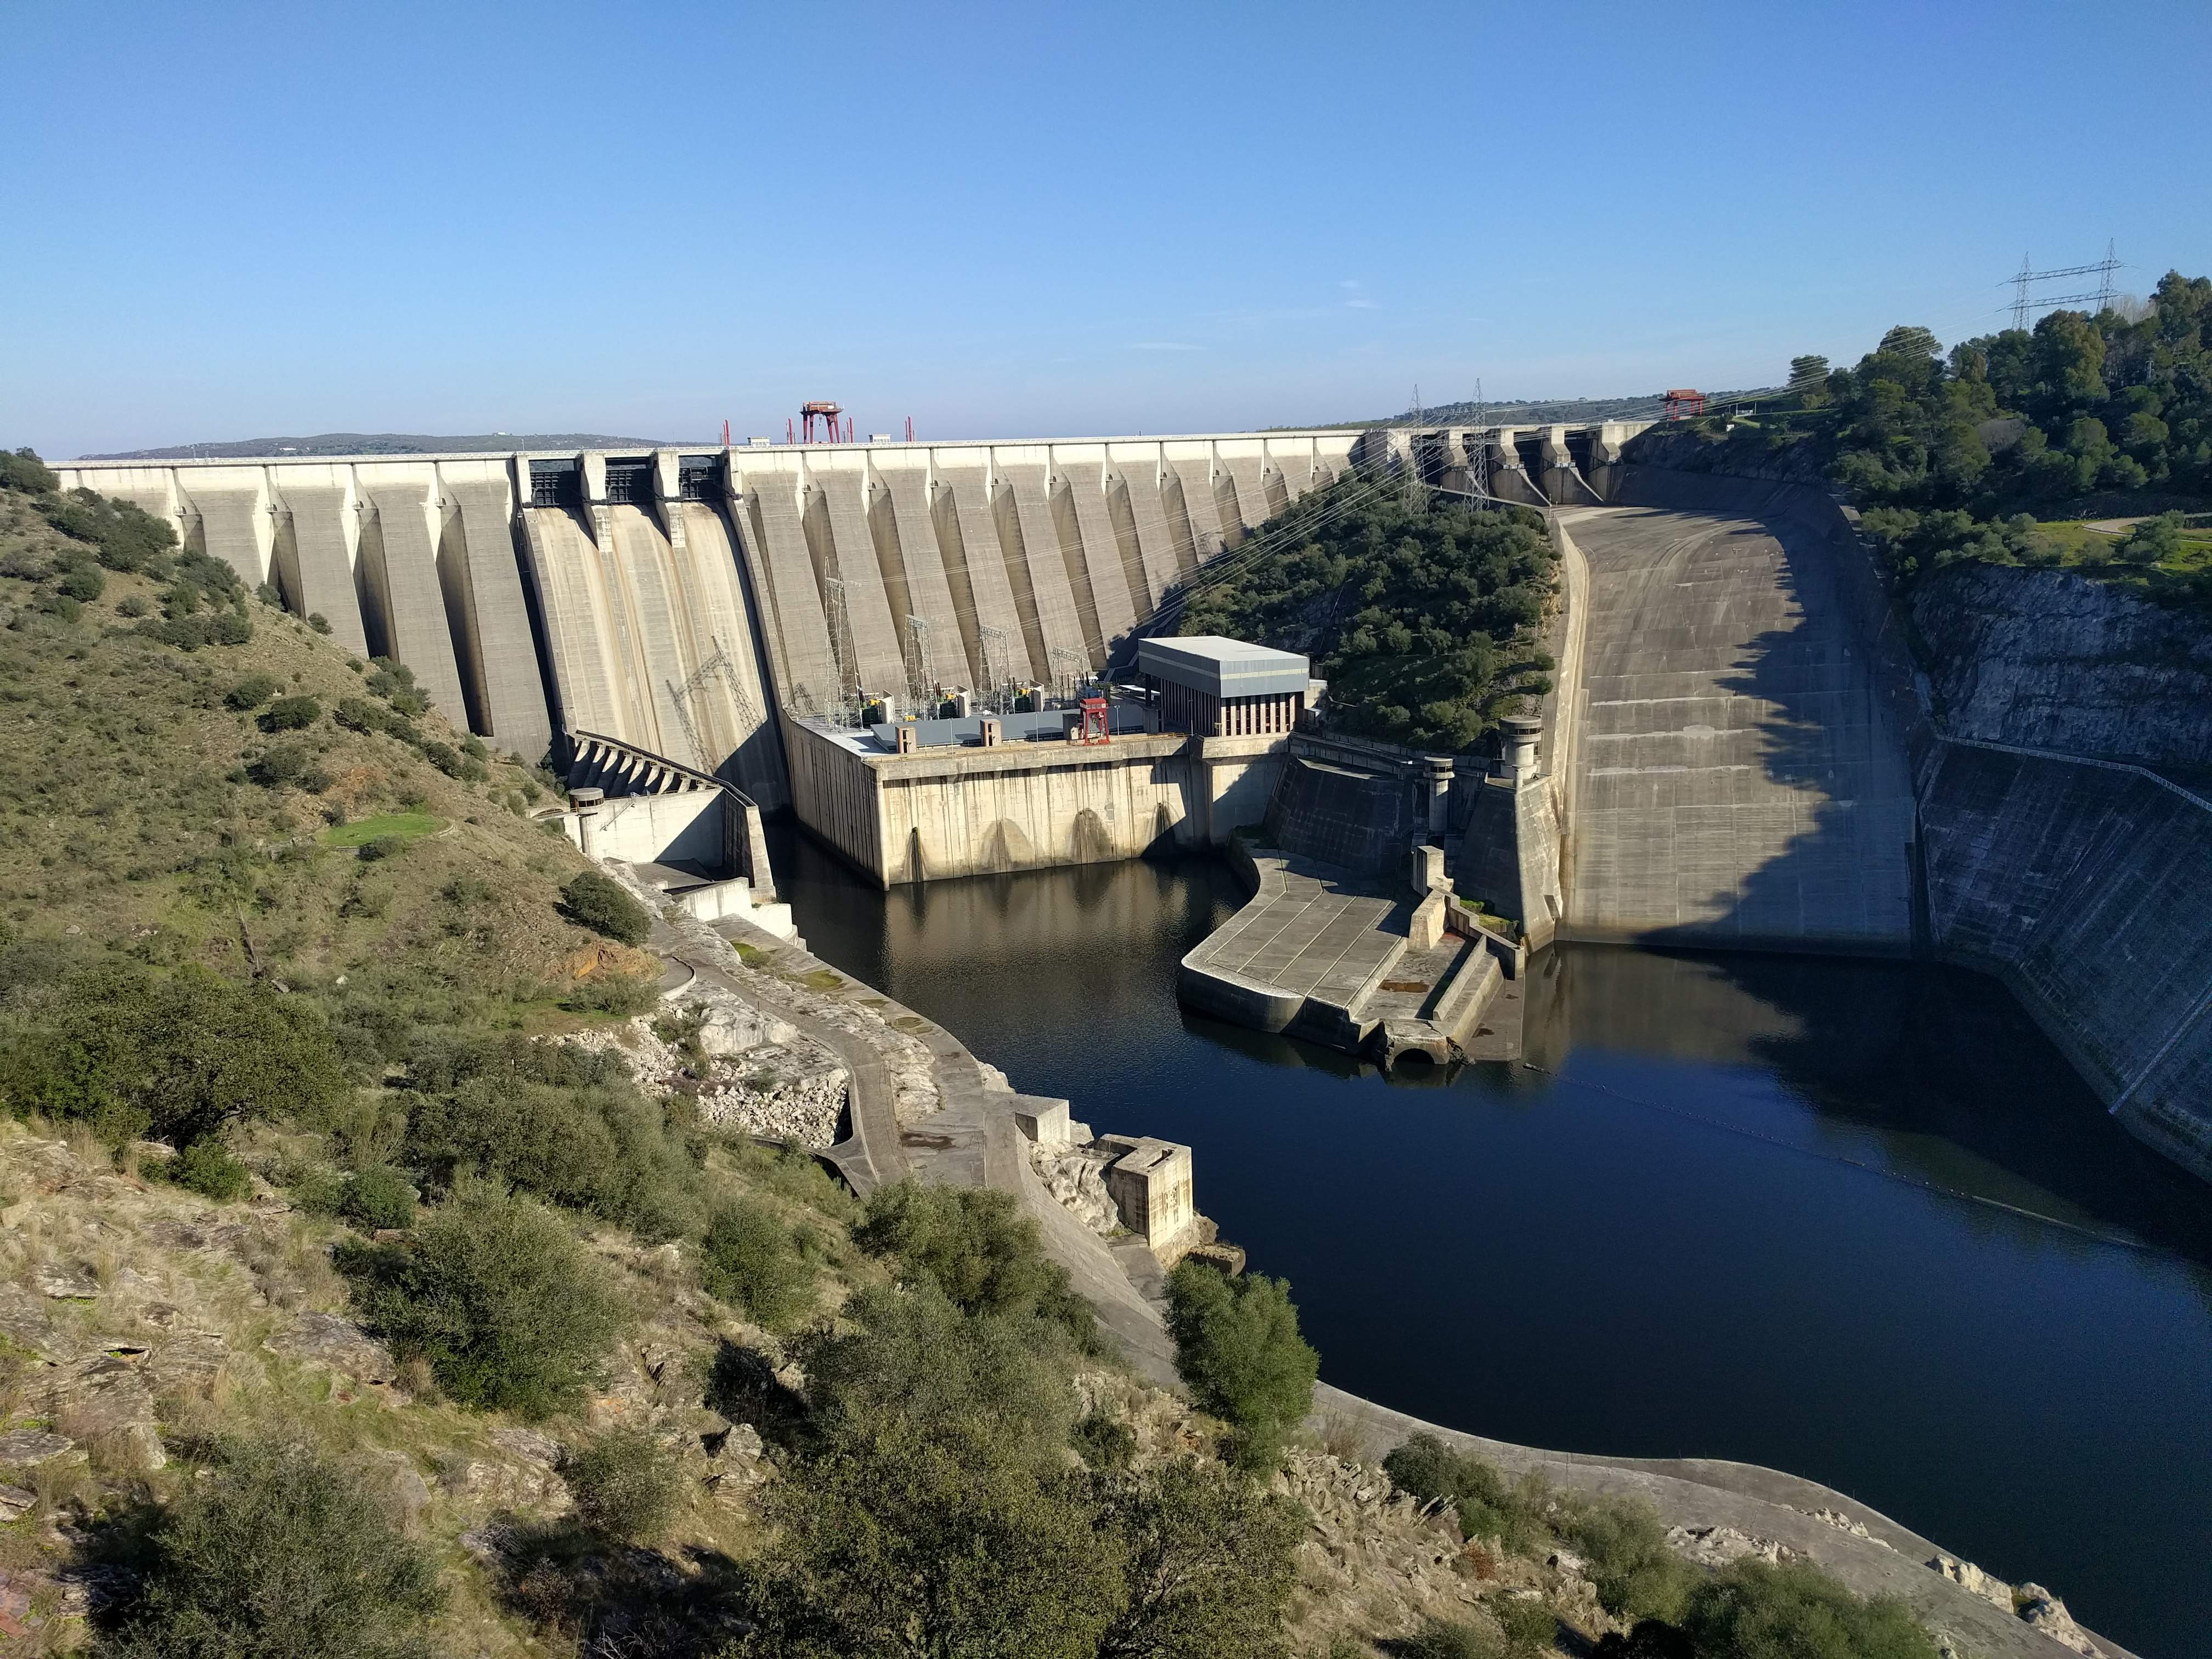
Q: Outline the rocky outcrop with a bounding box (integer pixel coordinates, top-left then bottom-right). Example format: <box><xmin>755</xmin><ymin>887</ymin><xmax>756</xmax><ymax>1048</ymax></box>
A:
<box><xmin>564</xmin><ymin>990</ymin><xmax>850</xmax><ymax>1149</ymax></box>
<box><xmin>1911</xmin><ymin>563</ymin><xmax>2212</xmax><ymax>767</ymax></box>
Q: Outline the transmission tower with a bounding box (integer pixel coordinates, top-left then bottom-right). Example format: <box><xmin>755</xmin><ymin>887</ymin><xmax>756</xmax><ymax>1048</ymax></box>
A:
<box><xmin>902</xmin><ymin>614</ymin><xmax>934</xmax><ymax>707</ymax></box>
<box><xmin>2008</xmin><ymin>244</ymin><xmax>2123</xmax><ymax>330</ymax></box>
<box><xmin>1470</xmin><ymin>377</ymin><xmax>1491</xmax><ymax>501</ymax></box>
<box><xmin>664</xmin><ymin>635</ymin><xmax>761</xmax><ymax>771</ymax></box>
<box><xmin>978</xmin><ymin>623</ymin><xmax>1012</xmax><ymax>713</ymax></box>
<box><xmin>1047</xmin><ymin>644</ymin><xmax>1088</xmax><ymax>703</ymax></box>
<box><xmin>822</xmin><ymin>577</ymin><xmax>861</xmax><ymax>723</ymax></box>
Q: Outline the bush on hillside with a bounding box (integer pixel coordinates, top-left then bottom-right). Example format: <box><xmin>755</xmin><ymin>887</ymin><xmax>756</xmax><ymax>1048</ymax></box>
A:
<box><xmin>1</xmin><ymin>962</ymin><xmax>349</xmax><ymax>1147</ymax></box>
<box><xmin>40</xmin><ymin>488</ymin><xmax>178</xmax><ymax>573</ymax></box>
<box><xmin>403</xmin><ymin>1060</ymin><xmax>705</xmax><ymax>1240</ymax></box>
<box><xmin>56</xmin><ymin>563</ymin><xmax>105</xmax><ymax>602</ymax></box>
<box><xmin>157</xmin><ymin>1138</ymin><xmax>253</xmax><ymax>1203</ymax></box>
<box><xmin>854</xmin><ymin>1180</ymin><xmax>1096</xmax><ymax>1350</ymax></box>
<box><xmin>1592</xmin><ymin>1623</ymin><xmax>1696</xmax><ymax>1659</ymax></box>
<box><xmin>337</xmin><ymin>1190</ymin><xmax>629</xmax><ymax>1418</ymax></box>
<box><xmin>96</xmin><ymin>1439</ymin><xmax>443</xmax><ymax>1659</ymax></box>
<box><xmin>1400</xmin><ymin>1616</ymin><xmax>1503</xmax><ymax>1658</ymax></box>
<box><xmin>1560</xmin><ymin>1493</ymin><xmax>1697</xmax><ymax>1624</ymax></box>
<box><xmin>341</xmin><ymin>1164</ymin><xmax>417</xmax><ymax>1231</ymax></box>
<box><xmin>563</xmin><ymin>1426</ymin><xmax>682</xmax><ymax>1543</ymax></box>
<box><xmin>747</xmin><ymin>1277</ymin><xmax>1303</xmax><ymax>1659</ymax></box>
<box><xmin>246</xmin><ymin>740</ymin><xmax>330</xmax><ymax>791</ymax></box>
<box><xmin>258</xmin><ymin>693</ymin><xmax>321</xmax><ymax>731</ymax></box>
<box><xmin>224</xmin><ymin>673</ymin><xmax>282</xmax><ymax>710</ymax></box>
<box><xmin>700</xmin><ymin>1198</ymin><xmax>815</xmax><ymax>1327</ymax></box>
<box><xmin>356</xmin><ymin>833</ymin><xmax>407</xmax><ymax>861</ymax></box>
<box><xmin>560</xmin><ymin>870</ymin><xmax>650</xmax><ymax>945</ymax></box>
<box><xmin>1678</xmin><ymin>1559</ymin><xmax>1939</xmax><ymax>1659</ymax></box>
<box><xmin>1382</xmin><ymin>1434</ymin><xmax>1556</xmax><ymax>1558</ymax></box>
<box><xmin>1165</xmin><ymin>1260</ymin><xmax>1318</xmax><ymax>1473</ymax></box>
<box><xmin>0</xmin><ymin>446</ymin><xmax>58</xmax><ymax>494</ymax></box>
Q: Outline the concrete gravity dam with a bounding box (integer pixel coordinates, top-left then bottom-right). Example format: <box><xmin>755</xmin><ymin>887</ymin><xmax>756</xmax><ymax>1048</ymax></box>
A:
<box><xmin>52</xmin><ymin>420</ymin><xmax>2212</xmax><ymax>1189</ymax></box>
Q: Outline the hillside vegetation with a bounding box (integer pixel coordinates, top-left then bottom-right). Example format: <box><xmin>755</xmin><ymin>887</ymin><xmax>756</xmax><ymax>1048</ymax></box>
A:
<box><xmin>1646</xmin><ymin>270</ymin><xmax>2212</xmax><ymax>610</ymax></box>
<box><xmin>0</xmin><ymin>454</ymin><xmax>1952</xmax><ymax>1658</ymax></box>
<box><xmin>1178</xmin><ymin>477</ymin><xmax>1558</xmax><ymax>753</ymax></box>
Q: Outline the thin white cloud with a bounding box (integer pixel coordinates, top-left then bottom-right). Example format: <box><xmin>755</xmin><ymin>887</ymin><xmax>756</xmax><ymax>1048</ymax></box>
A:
<box><xmin>1127</xmin><ymin>341</ymin><xmax>1204</xmax><ymax>352</ymax></box>
<box><xmin>1344</xmin><ymin>298</ymin><xmax>1379</xmax><ymax>309</ymax></box>
<box><xmin>1340</xmin><ymin>279</ymin><xmax>1362</xmax><ymax>290</ymax></box>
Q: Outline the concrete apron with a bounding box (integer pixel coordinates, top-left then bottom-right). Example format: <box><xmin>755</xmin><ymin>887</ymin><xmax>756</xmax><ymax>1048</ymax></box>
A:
<box><xmin>620</xmin><ymin>871</ymin><xmax>2135</xmax><ymax>1659</ymax></box>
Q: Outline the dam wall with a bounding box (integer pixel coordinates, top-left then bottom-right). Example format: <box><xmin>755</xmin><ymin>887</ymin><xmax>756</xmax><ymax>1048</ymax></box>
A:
<box><xmin>53</xmin><ymin>432</ymin><xmax>1365</xmax><ymax>803</ymax></box>
<box><xmin>785</xmin><ymin>715</ymin><xmax>1285</xmax><ymax>887</ymax></box>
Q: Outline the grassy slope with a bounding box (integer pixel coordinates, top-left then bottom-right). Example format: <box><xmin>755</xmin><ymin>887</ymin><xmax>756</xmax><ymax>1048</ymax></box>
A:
<box><xmin>0</xmin><ymin>487</ymin><xmax>641</xmax><ymax>1029</ymax></box>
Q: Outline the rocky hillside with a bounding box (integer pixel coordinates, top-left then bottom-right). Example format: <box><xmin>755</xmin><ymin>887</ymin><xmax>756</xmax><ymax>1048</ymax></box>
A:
<box><xmin>1910</xmin><ymin>562</ymin><xmax>2212</xmax><ymax>769</ymax></box>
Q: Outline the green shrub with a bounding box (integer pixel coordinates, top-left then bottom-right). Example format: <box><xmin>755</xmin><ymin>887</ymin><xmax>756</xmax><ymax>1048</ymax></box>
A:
<box><xmin>287</xmin><ymin>1163</ymin><xmax>348</xmax><ymax>1216</ymax></box>
<box><xmin>224</xmin><ymin>673</ymin><xmax>282</xmax><ymax>710</ymax></box>
<box><xmin>246</xmin><ymin>741</ymin><xmax>330</xmax><ymax>791</ymax></box>
<box><xmin>1560</xmin><ymin>1495</ymin><xmax>1696</xmax><ymax>1625</ymax></box>
<box><xmin>159</xmin><ymin>1138</ymin><xmax>253</xmax><ymax>1202</ymax></box>
<box><xmin>308</xmin><ymin>612</ymin><xmax>332</xmax><ymax>634</ymax></box>
<box><xmin>259</xmin><ymin>693</ymin><xmax>321</xmax><ymax>731</ymax></box>
<box><xmin>419</xmin><ymin>740</ymin><xmax>464</xmax><ymax>777</ymax></box>
<box><xmin>1073</xmin><ymin>1407</ymin><xmax>1136</xmax><ymax>1471</ymax></box>
<box><xmin>855</xmin><ymin>1180</ymin><xmax>1097</xmax><ymax>1350</ymax></box>
<box><xmin>1680</xmin><ymin>1559</ymin><xmax>1939</xmax><ymax>1659</ymax></box>
<box><xmin>402</xmin><ymin>1057</ymin><xmax>705</xmax><ymax>1241</ymax></box>
<box><xmin>0</xmin><ymin>447</ymin><xmax>57</xmax><ymax>495</ymax></box>
<box><xmin>559</xmin><ymin>870</ymin><xmax>650</xmax><ymax>945</ymax></box>
<box><xmin>563</xmin><ymin>1426</ymin><xmax>681</xmax><ymax>1542</ymax></box>
<box><xmin>1165</xmin><ymin>1261</ymin><xmax>1318</xmax><ymax>1474</ymax></box>
<box><xmin>116</xmin><ymin>595</ymin><xmax>149</xmax><ymax>618</ymax></box>
<box><xmin>337</xmin><ymin>1190</ymin><xmax>629</xmax><ymax>1418</ymax></box>
<box><xmin>1493</xmin><ymin>1596</ymin><xmax>1559</xmax><ymax>1657</ymax></box>
<box><xmin>342</xmin><ymin>1165</ymin><xmax>417</xmax><ymax>1231</ymax></box>
<box><xmin>98</xmin><ymin>1438</ymin><xmax>443</xmax><ymax>1659</ymax></box>
<box><xmin>701</xmin><ymin>1198</ymin><xmax>814</xmax><ymax>1326</ymax></box>
<box><xmin>357</xmin><ymin>834</ymin><xmax>408</xmax><ymax>862</ymax></box>
<box><xmin>1383</xmin><ymin>1433</ymin><xmax>1556</xmax><ymax>1557</ymax></box>
<box><xmin>57</xmin><ymin>564</ymin><xmax>104</xmax><ymax>602</ymax></box>
<box><xmin>1</xmin><ymin>962</ymin><xmax>348</xmax><ymax>1146</ymax></box>
<box><xmin>39</xmin><ymin>488</ymin><xmax>177</xmax><ymax>573</ymax></box>
<box><xmin>42</xmin><ymin>591</ymin><xmax>82</xmax><ymax>622</ymax></box>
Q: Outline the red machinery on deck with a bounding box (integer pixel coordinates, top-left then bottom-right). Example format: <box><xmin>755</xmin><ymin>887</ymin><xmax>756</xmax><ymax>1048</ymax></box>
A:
<box><xmin>1663</xmin><ymin>388</ymin><xmax>1706</xmax><ymax>421</ymax></box>
<box><xmin>1075</xmin><ymin>695</ymin><xmax>1110</xmax><ymax>744</ymax></box>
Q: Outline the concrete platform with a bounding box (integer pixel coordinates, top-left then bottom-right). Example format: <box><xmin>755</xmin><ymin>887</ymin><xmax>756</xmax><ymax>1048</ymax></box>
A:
<box><xmin>1178</xmin><ymin>847</ymin><xmax>1498</xmax><ymax>1062</ymax></box>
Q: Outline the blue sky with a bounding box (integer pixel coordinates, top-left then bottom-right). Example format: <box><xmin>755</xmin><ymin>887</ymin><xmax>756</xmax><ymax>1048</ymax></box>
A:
<box><xmin>5</xmin><ymin>0</ymin><xmax>2208</xmax><ymax>458</ymax></box>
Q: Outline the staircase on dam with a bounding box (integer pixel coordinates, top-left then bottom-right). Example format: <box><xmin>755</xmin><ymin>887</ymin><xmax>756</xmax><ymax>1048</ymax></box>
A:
<box><xmin>1554</xmin><ymin>477</ymin><xmax>1918</xmax><ymax>951</ymax></box>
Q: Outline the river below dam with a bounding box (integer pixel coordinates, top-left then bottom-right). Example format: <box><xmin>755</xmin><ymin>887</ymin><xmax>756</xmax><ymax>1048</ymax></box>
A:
<box><xmin>767</xmin><ymin>834</ymin><xmax>2212</xmax><ymax>1657</ymax></box>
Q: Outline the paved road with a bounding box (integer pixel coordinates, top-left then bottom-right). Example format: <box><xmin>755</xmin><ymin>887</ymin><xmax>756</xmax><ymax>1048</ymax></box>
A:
<box><xmin>1558</xmin><ymin>496</ymin><xmax>1916</xmax><ymax>949</ymax></box>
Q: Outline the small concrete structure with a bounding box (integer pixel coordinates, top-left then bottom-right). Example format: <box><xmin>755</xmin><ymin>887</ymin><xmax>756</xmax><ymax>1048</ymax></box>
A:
<box><xmin>1096</xmin><ymin>1134</ymin><xmax>1197</xmax><ymax>1253</ymax></box>
<box><xmin>1138</xmin><ymin>635</ymin><xmax>1310</xmax><ymax>738</ymax></box>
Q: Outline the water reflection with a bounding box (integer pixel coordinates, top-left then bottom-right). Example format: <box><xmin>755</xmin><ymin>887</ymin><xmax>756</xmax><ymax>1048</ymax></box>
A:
<box><xmin>769</xmin><ymin>831</ymin><xmax>2212</xmax><ymax>1656</ymax></box>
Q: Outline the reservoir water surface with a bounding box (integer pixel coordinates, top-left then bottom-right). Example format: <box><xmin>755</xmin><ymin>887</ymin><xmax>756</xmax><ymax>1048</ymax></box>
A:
<box><xmin>771</xmin><ymin>834</ymin><xmax>2212</xmax><ymax>1658</ymax></box>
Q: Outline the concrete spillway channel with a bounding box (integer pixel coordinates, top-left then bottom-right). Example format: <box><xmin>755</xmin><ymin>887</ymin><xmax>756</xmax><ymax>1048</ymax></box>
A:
<box><xmin>1556</xmin><ymin>484</ymin><xmax>1918</xmax><ymax>952</ymax></box>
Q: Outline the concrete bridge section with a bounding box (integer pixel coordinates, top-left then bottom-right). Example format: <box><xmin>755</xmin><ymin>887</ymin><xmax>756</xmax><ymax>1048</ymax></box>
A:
<box><xmin>1554</xmin><ymin>473</ymin><xmax>1918</xmax><ymax>951</ymax></box>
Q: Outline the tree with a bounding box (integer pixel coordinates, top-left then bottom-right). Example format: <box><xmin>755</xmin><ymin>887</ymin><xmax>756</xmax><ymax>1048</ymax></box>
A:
<box><xmin>1</xmin><ymin>963</ymin><xmax>349</xmax><ymax>1146</ymax></box>
<box><xmin>1787</xmin><ymin>355</ymin><xmax>1830</xmax><ymax>404</ymax></box>
<box><xmin>337</xmin><ymin>1190</ymin><xmax>629</xmax><ymax>1417</ymax></box>
<box><xmin>701</xmin><ymin>1197</ymin><xmax>816</xmax><ymax>1327</ymax></box>
<box><xmin>0</xmin><ymin>446</ymin><xmax>58</xmax><ymax>495</ymax></box>
<box><xmin>1093</xmin><ymin>1459</ymin><xmax>1303</xmax><ymax>1659</ymax></box>
<box><xmin>98</xmin><ymin>1440</ymin><xmax>443</xmax><ymax>1659</ymax></box>
<box><xmin>1164</xmin><ymin>1262</ymin><xmax>1318</xmax><ymax>1472</ymax></box>
<box><xmin>564</xmin><ymin>1426</ymin><xmax>681</xmax><ymax>1542</ymax></box>
<box><xmin>560</xmin><ymin>870</ymin><xmax>651</xmax><ymax>945</ymax></box>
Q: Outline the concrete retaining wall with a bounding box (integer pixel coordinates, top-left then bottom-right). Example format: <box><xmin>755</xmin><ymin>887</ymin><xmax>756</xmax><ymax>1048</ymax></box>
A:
<box><xmin>786</xmin><ymin>718</ymin><xmax>1286</xmax><ymax>887</ymax></box>
<box><xmin>1918</xmin><ymin>739</ymin><xmax>2212</xmax><ymax>1182</ymax></box>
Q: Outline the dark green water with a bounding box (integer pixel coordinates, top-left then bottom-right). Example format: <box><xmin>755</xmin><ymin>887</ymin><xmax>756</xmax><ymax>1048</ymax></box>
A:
<box><xmin>771</xmin><ymin>833</ymin><xmax>2212</xmax><ymax>1657</ymax></box>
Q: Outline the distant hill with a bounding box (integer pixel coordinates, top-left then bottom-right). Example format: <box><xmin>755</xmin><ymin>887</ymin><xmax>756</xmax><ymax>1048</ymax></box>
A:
<box><xmin>83</xmin><ymin>431</ymin><xmax>681</xmax><ymax>460</ymax></box>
